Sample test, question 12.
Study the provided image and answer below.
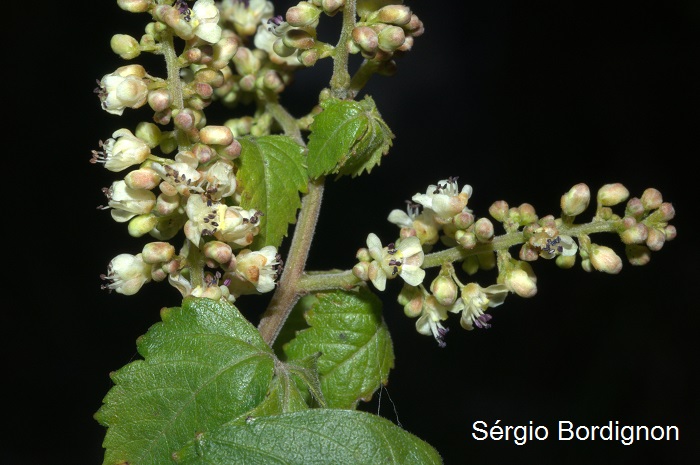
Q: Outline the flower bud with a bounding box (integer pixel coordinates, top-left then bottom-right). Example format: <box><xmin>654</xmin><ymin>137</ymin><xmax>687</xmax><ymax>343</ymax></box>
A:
<box><xmin>519</xmin><ymin>243</ymin><xmax>540</xmax><ymax>262</ymax></box>
<box><xmin>321</xmin><ymin>0</ymin><xmax>344</xmax><ymax>15</ymax></box>
<box><xmin>597</xmin><ymin>183</ymin><xmax>629</xmax><ymax>207</ymax></box>
<box><xmin>128</xmin><ymin>213</ymin><xmax>158</xmax><ymax>237</ymax></box>
<box><xmin>352</xmin><ymin>261</ymin><xmax>370</xmax><ymax>281</ymax></box>
<box><xmin>200</xmin><ymin>125</ymin><xmax>233</xmax><ymax>146</ymax></box>
<box><xmin>477</xmin><ymin>252</ymin><xmax>497</xmax><ymax>271</ymax></box>
<box><xmin>203</xmin><ymin>241</ymin><xmax>233</xmax><ymax>264</ymax></box>
<box><xmin>125</xmin><ymin>168</ymin><xmax>161</xmax><ymax>190</ymax></box>
<box><xmin>664</xmin><ymin>225</ymin><xmax>677</xmax><ymax>241</ymax></box>
<box><xmin>374</xmin><ymin>5</ymin><xmax>412</xmax><ymax>26</ymax></box>
<box><xmin>117</xmin><ymin>0</ymin><xmax>151</xmax><ymax>13</ymax></box>
<box><xmin>352</xmin><ymin>26</ymin><xmax>379</xmax><ymax>53</ymax></box>
<box><xmin>286</xmin><ymin>2</ymin><xmax>322</xmax><ymax>27</ymax></box>
<box><xmin>474</xmin><ymin>218</ymin><xmax>494</xmax><ymax>242</ymax></box>
<box><xmin>504</xmin><ymin>268</ymin><xmax>537</xmax><ymax>298</ymax></box>
<box><xmin>640</xmin><ymin>188</ymin><xmax>663</xmax><ymax>211</ymax></box>
<box><xmin>560</xmin><ymin>183</ymin><xmax>590</xmax><ymax>216</ymax></box>
<box><xmin>625</xmin><ymin>197</ymin><xmax>645</xmax><ymax>219</ymax></box>
<box><xmin>555</xmin><ymin>254</ymin><xmax>576</xmax><ymax>269</ymax></box>
<box><xmin>111</xmin><ymin>34</ymin><xmax>141</xmax><ymax>59</ymax></box>
<box><xmin>273</xmin><ymin>38</ymin><xmax>296</xmax><ymax>57</ymax></box>
<box><xmin>589</xmin><ymin>244</ymin><xmax>622</xmax><ymax>274</ymax></box>
<box><xmin>625</xmin><ymin>244</ymin><xmax>651</xmax><ymax>266</ymax></box>
<box><xmin>211</xmin><ymin>36</ymin><xmax>240</xmax><ymax>70</ymax></box>
<box><xmin>283</xmin><ymin>29</ymin><xmax>316</xmax><ymax>50</ymax></box>
<box><xmin>518</xmin><ymin>203</ymin><xmax>538</xmax><ymax>225</ymax></box>
<box><xmin>142</xmin><ymin>242</ymin><xmax>176</xmax><ymax>264</ymax></box>
<box><xmin>455</xmin><ymin>230</ymin><xmax>477</xmax><ymax>249</ymax></box>
<box><xmin>619</xmin><ymin>222</ymin><xmax>648</xmax><ymax>245</ymax></box>
<box><xmin>148</xmin><ymin>88</ymin><xmax>172</xmax><ymax>113</ymax></box>
<box><xmin>462</xmin><ymin>256</ymin><xmax>479</xmax><ymax>275</ymax></box>
<box><xmin>645</xmin><ymin>228</ymin><xmax>666</xmax><ymax>251</ymax></box>
<box><xmin>430</xmin><ymin>275</ymin><xmax>458</xmax><ymax>307</ymax></box>
<box><xmin>377</xmin><ymin>25</ymin><xmax>405</xmax><ymax>52</ymax></box>
<box><xmin>298</xmin><ymin>49</ymin><xmax>319</xmax><ymax>67</ymax></box>
<box><xmin>154</xmin><ymin>193</ymin><xmax>180</xmax><ymax>216</ymax></box>
<box><xmin>489</xmin><ymin>200</ymin><xmax>509</xmax><ymax>222</ymax></box>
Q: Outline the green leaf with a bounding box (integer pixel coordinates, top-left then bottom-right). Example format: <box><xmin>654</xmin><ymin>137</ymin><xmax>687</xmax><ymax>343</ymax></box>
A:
<box><xmin>283</xmin><ymin>288</ymin><xmax>394</xmax><ymax>409</ymax></box>
<box><xmin>307</xmin><ymin>96</ymin><xmax>394</xmax><ymax>179</ymax></box>
<box><xmin>246</xmin><ymin>364</ymin><xmax>310</xmax><ymax>417</ymax></box>
<box><xmin>173</xmin><ymin>409</ymin><xmax>443</xmax><ymax>465</ymax></box>
<box><xmin>236</xmin><ymin>135</ymin><xmax>308</xmax><ymax>249</ymax></box>
<box><xmin>95</xmin><ymin>297</ymin><xmax>276</xmax><ymax>465</ymax></box>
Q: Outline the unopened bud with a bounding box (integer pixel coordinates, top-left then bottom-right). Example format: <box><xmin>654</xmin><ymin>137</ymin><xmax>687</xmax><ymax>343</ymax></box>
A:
<box><xmin>321</xmin><ymin>0</ymin><xmax>344</xmax><ymax>15</ymax></box>
<box><xmin>148</xmin><ymin>88</ymin><xmax>172</xmax><ymax>113</ymax></box>
<box><xmin>283</xmin><ymin>29</ymin><xmax>315</xmax><ymax>50</ymax></box>
<box><xmin>430</xmin><ymin>275</ymin><xmax>458</xmax><ymax>307</ymax></box>
<box><xmin>203</xmin><ymin>241</ymin><xmax>233</xmax><ymax>264</ymax></box>
<box><xmin>489</xmin><ymin>200</ymin><xmax>509</xmax><ymax>222</ymax></box>
<box><xmin>377</xmin><ymin>25</ymin><xmax>405</xmax><ymax>52</ymax></box>
<box><xmin>518</xmin><ymin>203</ymin><xmax>538</xmax><ymax>225</ymax></box>
<box><xmin>504</xmin><ymin>268</ymin><xmax>537</xmax><ymax>298</ymax></box>
<box><xmin>111</xmin><ymin>34</ymin><xmax>141</xmax><ymax>59</ymax></box>
<box><xmin>560</xmin><ymin>183</ymin><xmax>590</xmax><ymax>216</ymax></box>
<box><xmin>374</xmin><ymin>5</ymin><xmax>412</xmax><ymax>26</ymax></box>
<box><xmin>352</xmin><ymin>26</ymin><xmax>379</xmax><ymax>53</ymax></box>
<box><xmin>462</xmin><ymin>256</ymin><xmax>479</xmax><ymax>275</ymax></box>
<box><xmin>200</xmin><ymin>125</ymin><xmax>233</xmax><ymax>146</ymax></box>
<box><xmin>134</xmin><ymin>122</ymin><xmax>161</xmax><ymax>148</ymax></box>
<box><xmin>128</xmin><ymin>213</ymin><xmax>158</xmax><ymax>237</ymax></box>
<box><xmin>474</xmin><ymin>218</ymin><xmax>494</xmax><ymax>242</ymax></box>
<box><xmin>286</xmin><ymin>2</ymin><xmax>322</xmax><ymax>27</ymax></box>
<box><xmin>455</xmin><ymin>230</ymin><xmax>476</xmax><ymax>249</ymax></box>
<box><xmin>589</xmin><ymin>244</ymin><xmax>622</xmax><ymax>274</ymax></box>
<box><xmin>519</xmin><ymin>243</ymin><xmax>539</xmax><ymax>262</ymax></box>
<box><xmin>664</xmin><ymin>225</ymin><xmax>677</xmax><ymax>241</ymax></box>
<box><xmin>626</xmin><ymin>244</ymin><xmax>652</xmax><ymax>266</ymax></box>
<box><xmin>645</xmin><ymin>228</ymin><xmax>666</xmax><ymax>251</ymax></box>
<box><xmin>142</xmin><ymin>242</ymin><xmax>176</xmax><ymax>264</ymax></box>
<box><xmin>211</xmin><ymin>36</ymin><xmax>239</xmax><ymax>70</ymax></box>
<box><xmin>117</xmin><ymin>0</ymin><xmax>151</xmax><ymax>13</ymax></box>
<box><xmin>124</xmin><ymin>168</ymin><xmax>160</xmax><ymax>190</ymax></box>
<box><xmin>555</xmin><ymin>254</ymin><xmax>576</xmax><ymax>269</ymax></box>
<box><xmin>154</xmin><ymin>193</ymin><xmax>180</xmax><ymax>216</ymax></box>
<box><xmin>640</xmin><ymin>188</ymin><xmax>663</xmax><ymax>210</ymax></box>
<box><xmin>625</xmin><ymin>197</ymin><xmax>645</xmax><ymax>219</ymax></box>
<box><xmin>597</xmin><ymin>183</ymin><xmax>629</xmax><ymax>207</ymax></box>
<box><xmin>619</xmin><ymin>222</ymin><xmax>648</xmax><ymax>245</ymax></box>
<box><xmin>353</xmin><ymin>262</ymin><xmax>370</xmax><ymax>281</ymax></box>
<box><xmin>356</xmin><ymin>247</ymin><xmax>371</xmax><ymax>262</ymax></box>
<box><xmin>298</xmin><ymin>49</ymin><xmax>319</xmax><ymax>67</ymax></box>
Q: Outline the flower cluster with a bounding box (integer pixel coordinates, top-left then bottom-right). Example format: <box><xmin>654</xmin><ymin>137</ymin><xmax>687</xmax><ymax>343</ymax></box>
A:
<box><xmin>356</xmin><ymin>179</ymin><xmax>675</xmax><ymax>346</ymax></box>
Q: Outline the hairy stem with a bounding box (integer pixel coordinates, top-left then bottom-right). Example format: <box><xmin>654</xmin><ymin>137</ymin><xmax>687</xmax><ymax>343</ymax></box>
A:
<box><xmin>329</xmin><ymin>0</ymin><xmax>357</xmax><ymax>98</ymax></box>
<box><xmin>258</xmin><ymin>177</ymin><xmax>325</xmax><ymax>345</ymax></box>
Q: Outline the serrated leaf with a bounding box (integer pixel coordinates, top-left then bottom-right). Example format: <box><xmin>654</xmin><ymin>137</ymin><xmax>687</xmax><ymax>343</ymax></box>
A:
<box><xmin>173</xmin><ymin>409</ymin><xmax>443</xmax><ymax>465</ymax></box>
<box><xmin>283</xmin><ymin>288</ymin><xmax>394</xmax><ymax>409</ymax></box>
<box><xmin>236</xmin><ymin>135</ymin><xmax>308</xmax><ymax>249</ymax></box>
<box><xmin>95</xmin><ymin>297</ymin><xmax>276</xmax><ymax>465</ymax></box>
<box><xmin>307</xmin><ymin>96</ymin><xmax>394</xmax><ymax>179</ymax></box>
<box><xmin>246</xmin><ymin>364</ymin><xmax>309</xmax><ymax>418</ymax></box>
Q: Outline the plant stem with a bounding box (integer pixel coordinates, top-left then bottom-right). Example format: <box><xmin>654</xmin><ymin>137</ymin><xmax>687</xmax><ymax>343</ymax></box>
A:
<box><xmin>258</xmin><ymin>177</ymin><xmax>325</xmax><ymax>345</ymax></box>
<box><xmin>329</xmin><ymin>0</ymin><xmax>356</xmax><ymax>98</ymax></box>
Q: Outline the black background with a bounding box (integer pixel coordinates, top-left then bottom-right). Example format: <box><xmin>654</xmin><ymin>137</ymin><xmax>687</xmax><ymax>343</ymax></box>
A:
<box><xmin>16</xmin><ymin>1</ymin><xmax>699</xmax><ymax>464</ymax></box>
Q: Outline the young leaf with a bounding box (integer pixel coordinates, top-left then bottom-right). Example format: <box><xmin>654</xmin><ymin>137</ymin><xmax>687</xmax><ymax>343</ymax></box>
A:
<box><xmin>95</xmin><ymin>297</ymin><xmax>276</xmax><ymax>465</ymax></box>
<box><xmin>283</xmin><ymin>287</ymin><xmax>395</xmax><ymax>409</ymax></box>
<box><xmin>307</xmin><ymin>96</ymin><xmax>394</xmax><ymax>179</ymax></box>
<box><xmin>236</xmin><ymin>135</ymin><xmax>308</xmax><ymax>249</ymax></box>
<box><xmin>173</xmin><ymin>409</ymin><xmax>443</xmax><ymax>465</ymax></box>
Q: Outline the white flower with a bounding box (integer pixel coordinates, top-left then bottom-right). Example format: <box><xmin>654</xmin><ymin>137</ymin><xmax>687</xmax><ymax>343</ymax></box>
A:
<box><xmin>213</xmin><ymin>206</ymin><xmax>262</xmax><ymax>247</ymax></box>
<box><xmin>201</xmin><ymin>160</ymin><xmax>237</xmax><ymax>198</ymax></box>
<box><xmin>234</xmin><ymin>246</ymin><xmax>280</xmax><ymax>293</ymax></box>
<box><xmin>253</xmin><ymin>24</ymin><xmax>301</xmax><ymax>67</ymax></box>
<box><xmin>102</xmin><ymin>180</ymin><xmax>156</xmax><ymax>223</ymax></box>
<box><xmin>92</xmin><ymin>128</ymin><xmax>151</xmax><ymax>172</ymax></box>
<box><xmin>151</xmin><ymin>161</ymin><xmax>203</xmax><ymax>195</ymax></box>
<box><xmin>96</xmin><ymin>65</ymin><xmax>149</xmax><ymax>116</ymax></box>
<box><xmin>101</xmin><ymin>253</ymin><xmax>152</xmax><ymax>295</ymax></box>
<box><xmin>387</xmin><ymin>202</ymin><xmax>440</xmax><ymax>246</ymax></box>
<box><xmin>415</xmin><ymin>296</ymin><xmax>451</xmax><ymax>348</ymax></box>
<box><xmin>191</xmin><ymin>0</ymin><xmax>223</xmax><ymax>43</ymax></box>
<box><xmin>184</xmin><ymin>194</ymin><xmax>227</xmax><ymax>245</ymax></box>
<box><xmin>366</xmin><ymin>233</ymin><xmax>425</xmax><ymax>291</ymax></box>
<box><xmin>452</xmin><ymin>283</ymin><xmax>509</xmax><ymax>330</ymax></box>
<box><xmin>221</xmin><ymin>0</ymin><xmax>274</xmax><ymax>37</ymax></box>
<box><xmin>529</xmin><ymin>226</ymin><xmax>578</xmax><ymax>259</ymax></box>
<box><xmin>411</xmin><ymin>177</ymin><xmax>473</xmax><ymax>222</ymax></box>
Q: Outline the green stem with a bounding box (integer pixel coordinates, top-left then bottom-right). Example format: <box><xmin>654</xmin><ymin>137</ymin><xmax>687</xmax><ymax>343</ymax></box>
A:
<box><xmin>329</xmin><ymin>0</ymin><xmax>357</xmax><ymax>98</ymax></box>
<box><xmin>290</xmin><ymin>218</ymin><xmax>623</xmax><ymax>292</ymax></box>
<box><xmin>258</xmin><ymin>177</ymin><xmax>326</xmax><ymax>346</ymax></box>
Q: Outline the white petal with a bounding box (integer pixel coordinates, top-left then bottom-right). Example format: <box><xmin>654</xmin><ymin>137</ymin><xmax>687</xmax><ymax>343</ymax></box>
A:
<box><xmin>400</xmin><ymin>267</ymin><xmax>425</xmax><ymax>286</ymax></box>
